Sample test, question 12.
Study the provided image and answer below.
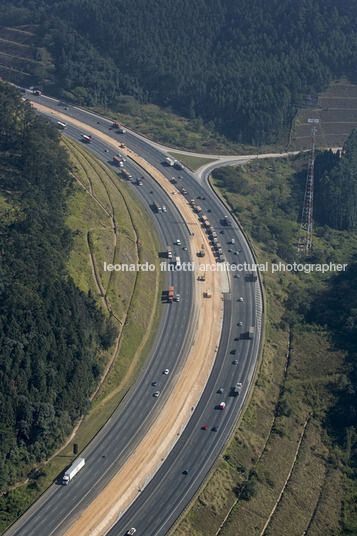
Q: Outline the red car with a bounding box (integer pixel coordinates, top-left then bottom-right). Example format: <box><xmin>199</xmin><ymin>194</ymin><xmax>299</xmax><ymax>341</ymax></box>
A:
<box><xmin>202</xmin><ymin>425</ymin><xmax>208</xmax><ymax>430</ymax></box>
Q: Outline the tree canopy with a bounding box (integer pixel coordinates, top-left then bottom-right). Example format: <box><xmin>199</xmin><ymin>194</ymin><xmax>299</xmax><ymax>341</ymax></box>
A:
<box><xmin>1</xmin><ymin>0</ymin><xmax>357</xmax><ymax>143</ymax></box>
<box><xmin>0</xmin><ymin>83</ymin><xmax>117</xmax><ymax>492</ymax></box>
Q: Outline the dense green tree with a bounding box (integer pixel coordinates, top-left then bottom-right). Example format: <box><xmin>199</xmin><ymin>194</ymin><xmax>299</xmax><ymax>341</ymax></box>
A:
<box><xmin>0</xmin><ymin>84</ymin><xmax>117</xmax><ymax>492</ymax></box>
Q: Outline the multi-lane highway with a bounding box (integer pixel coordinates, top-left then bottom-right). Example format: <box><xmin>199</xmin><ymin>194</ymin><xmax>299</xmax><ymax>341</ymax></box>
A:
<box><xmin>6</xmin><ymin>93</ymin><xmax>263</xmax><ymax>536</ymax></box>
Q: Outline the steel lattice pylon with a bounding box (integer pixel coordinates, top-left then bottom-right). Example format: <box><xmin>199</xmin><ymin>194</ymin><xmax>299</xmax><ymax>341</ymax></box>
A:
<box><xmin>298</xmin><ymin>119</ymin><xmax>319</xmax><ymax>255</ymax></box>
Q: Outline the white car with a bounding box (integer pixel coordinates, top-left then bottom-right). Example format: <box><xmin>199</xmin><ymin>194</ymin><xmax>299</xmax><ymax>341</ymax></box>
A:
<box><xmin>127</xmin><ymin>529</ymin><xmax>136</xmax><ymax>536</ymax></box>
<box><xmin>239</xmin><ymin>297</ymin><xmax>243</xmax><ymax>302</ymax></box>
<box><xmin>238</xmin><ymin>321</ymin><xmax>243</xmax><ymax>326</ymax></box>
<box><xmin>153</xmin><ymin>391</ymin><xmax>160</xmax><ymax>398</ymax></box>
<box><xmin>163</xmin><ymin>369</ymin><xmax>169</xmax><ymax>375</ymax></box>
<box><xmin>176</xmin><ymin>239</ymin><xmax>181</xmax><ymax>245</ymax></box>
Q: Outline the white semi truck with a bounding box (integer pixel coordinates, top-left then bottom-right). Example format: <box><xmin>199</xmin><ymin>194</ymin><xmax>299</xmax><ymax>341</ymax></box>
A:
<box><xmin>62</xmin><ymin>457</ymin><xmax>85</xmax><ymax>485</ymax></box>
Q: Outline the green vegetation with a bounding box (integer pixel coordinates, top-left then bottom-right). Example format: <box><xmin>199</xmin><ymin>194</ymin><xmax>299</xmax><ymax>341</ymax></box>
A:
<box><xmin>0</xmin><ymin>83</ymin><xmax>162</xmax><ymax>534</ymax></box>
<box><xmin>0</xmin><ymin>83</ymin><xmax>117</xmax><ymax>497</ymax></box>
<box><xmin>1</xmin><ymin>0</ymin><xmax>357</xmax><ymax>144</ymax></box>
<box><xmin>172</xmin><ymin>134</ymin><xmax>357</xmax><ymax>535</ymax></box>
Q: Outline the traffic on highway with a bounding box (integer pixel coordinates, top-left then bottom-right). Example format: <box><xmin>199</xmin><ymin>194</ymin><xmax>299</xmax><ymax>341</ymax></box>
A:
<box><xmin>5</xmin><ymin>92</ymin><xmax>263</xmax><ymax>536</ymax></box>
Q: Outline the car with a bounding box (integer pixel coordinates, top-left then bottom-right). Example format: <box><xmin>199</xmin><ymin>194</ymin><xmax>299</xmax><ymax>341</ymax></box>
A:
<box><xmin>217</xmin><ymin>387</ymin><xmax>224</xmax><ymax>394</ymax></box>
<box><xmin>163</xmin><ymin>369</ymin><xmax>169</xmax><ymax>375</ymax></box>
<box><xmin>151</xmin><ymin>381</ymin><xmax>158</xmax><ymax>386</ymax></box>
<box><xmin>183</xmin><ymin>246</ymin><xmax>188</xmax><ymax>251</ymax></box>
<box><xmin>230</xmin><ymin>349</ymin><xmax>237</xmax><ymax>355</ymax></box>
<box><xmin>233</xmin><ymin>359</ymin><xmax>238</xmax><ymax>365</ymax></box>
<box><xmin>97</xmin><ymin>121</ymin><xmax>100</xmax><ymax>124</ymax></box>
<box><xmin>197</xmin><ymin>195</ymin><xmax>201</xmax><ymax>200</ymax></box>
<box><xmin>234</xmin><ymin>274</ymin><xmax>240</xmax><ymax>278</ymax></box>
<box><xmin>182</xmin><ymin>469</ymin><xmax>190</xmax><ymax>475</ymax></box>
<box><xmin>153</xmin><ymin>391</ymin><xmax>160</xmax><ymax>397</ymax></box>
<box><xmin>228</xmin><ymin>248</ymin><xmax>233</xmax><ymax>253</ymax></box>
<box><xmin>220</xmin><ymin>230</ymin><xmax>225</xmax><ymax>234</ymax></box>
<box><xmin>176</xmin><ymin>239</ymin><xmax>181</xmax><ymax>245</ymax></box>
<box><xmin>218</xmin><ymin>401</ymin><xmax>226</xmax><ymax>409</ymax></box>
<box><xmin>212</xmin><ymin>426</ymin><xmax>218</xmax><ymax>432</ymax></box>
<box><xmin>207</xmin><ymin>209</ymin><xmax>212</xmax><ymax>213</ymax></box>
<box><xmin>238</xmin><ymin>321</ymin><xmax>243</xmax><ymax>326</ymax></box>
<box><xmin>202</xmin><ymin>196</ymin><xmax>207</xmax><ymax>200</ymax></box>
<box><xmin>126</xmin><ymin>529</ymin><xmax>136</xmax><ymax>536</ymax></box>
<box><xmin>172</xmin><ymin>191</ymin><xmax>177</xmax><ymax>195</ymax></box>
<box><xmin>202</xmin><ymin>425</ymin><xmax>208</xmax><ymax>430</ymax></box>
<box><xmin>234</xmin><ymin>251</ymin><xmax>239</xmax><ymax>255</ymax></box>
<box><xmin>104</xmin><ymin>149</ymin><xmax>109</xmax><ymax>152</ymax></box>
<box><xmin>64</xmin><ymin>107</ymin><xmax>69</xmax><ymax>110</ymax></box>
<box><xmin>239</xmin><ymin>297</ymin><xmax>243</xmax><ymax>302</ymax></box>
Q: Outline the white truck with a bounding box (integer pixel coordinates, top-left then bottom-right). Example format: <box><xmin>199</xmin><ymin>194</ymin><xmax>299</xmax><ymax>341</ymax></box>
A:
<box><xmin>62</xmin><ymin>457</ymin><xmax>85</xmax><ymax>485</ymax></box>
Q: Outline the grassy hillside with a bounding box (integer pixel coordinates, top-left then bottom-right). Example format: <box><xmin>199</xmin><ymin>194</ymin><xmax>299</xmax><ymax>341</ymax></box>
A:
<box><xmin>0</xmin><ymin>106</ymin><xmax>162</xmax><ymax>534</ymax></box>
<box><xmin>172</xmin><ymin>155</ymin><xmax>357</xmax><ymax>536</ymax></box>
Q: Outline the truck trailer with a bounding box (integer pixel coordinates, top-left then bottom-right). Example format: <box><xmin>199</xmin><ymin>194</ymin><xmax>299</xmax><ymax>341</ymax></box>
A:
<box><xmin>62</xmin><ymin>457</ymin><xmax>85</xmax><ymax>485</ymax></box>
<box><xmin>153</xmin><ymin>201</ymin><xmax>162</xmax><ymax>213</ymax></box>
<box><xmin>113</xmin><ymin>155</ymin><xmax>124</xmax><ymax>167</ymax></box>
<box><xmin>168</xmin><ymin>286</ymin><xmax>174</xmax><ymax>303</ymax></box>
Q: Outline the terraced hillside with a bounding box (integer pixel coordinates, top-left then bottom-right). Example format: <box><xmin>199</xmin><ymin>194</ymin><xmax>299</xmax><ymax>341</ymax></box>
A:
<box><xmin>290</xmin><ymin>79</ymin><xmax>357</xmax><ymax>151</ymax></box>
<box><xmin>0</xmin><ymin>25</ymin><xmax>52</xmax><ymax>86</ymax></box>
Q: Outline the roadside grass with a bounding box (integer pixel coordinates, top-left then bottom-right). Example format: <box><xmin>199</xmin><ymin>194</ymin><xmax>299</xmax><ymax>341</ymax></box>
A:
<box><xmin>168</xmin><ymin>152</ymin><xmax>218</xmax><ymax>172</ymax></box>
<box><xmin>0</xmin><ymin>138</ymin><xmax>163</xmax><ymax>535</ymax></box>
<box><xmin>171</xmin><ymin>155</ymin><xmax>352</xmax><ymax>536</ymax></box>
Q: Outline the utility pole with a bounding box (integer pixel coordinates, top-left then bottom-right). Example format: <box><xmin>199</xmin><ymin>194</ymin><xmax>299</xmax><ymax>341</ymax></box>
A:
<box><xmin>297</xmin><ymin>119</ymin><xmax>319</xmax><ymax>255</ymax></box>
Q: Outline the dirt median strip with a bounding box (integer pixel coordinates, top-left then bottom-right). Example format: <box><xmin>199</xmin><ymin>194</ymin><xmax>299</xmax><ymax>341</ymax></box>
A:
<box><xmin>29</xmin><ymin>101</ymin><xmax>225</xmax><ymax>535</ymax></box>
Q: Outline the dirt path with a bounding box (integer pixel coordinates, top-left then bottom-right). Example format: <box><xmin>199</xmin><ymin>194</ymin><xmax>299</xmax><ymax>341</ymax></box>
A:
<box><xmin>29</xmin><ymin>103</ymin><xmax>226</xmax><ymax>535</ymax></box>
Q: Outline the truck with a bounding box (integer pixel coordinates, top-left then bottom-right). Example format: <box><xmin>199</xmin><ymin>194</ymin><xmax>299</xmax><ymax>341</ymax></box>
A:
<box><xmin>201</xmin><ymin>215</ymin><xmax>208</xmax><ymax>223</ymax></box>
<box><xmin>167</xmin><ymin>246</ymin><xmax>173</xmax><ymax>259</ymax></box>
<box><xmin>233</xmin><ymin>383</ymin><xmax>242</xmax><ymax>396</ymax></box>
<box><xmin>198</xmin><ymin>244</ymin><xmax>205</xmax><ymax>257</ymax></box>
<box><xmin>154</xmin><ymin>201</ymin><xmax>162</xmax><ymax>213</ymax></box>
<box><xmin>121</xmin><ymin>169</ymin><xmax>133</xmax><ymax>181</ymax></box>
<box><xmin>62</xmin><ymin>457</ymin><xmax>85</xmax><ymax>485</ymax></box>
<box><xmin>248</xmin><ymin>327</ymin><xmax>255</xmax><ymax>339</ymax></box>
<box><xmin>204</xmin><ymin>221</ymin><xmax>211</xmax><ymax>230</ymax></box>
<box><xmin>195</xmin><ymin>205</ymin><xmax>202</xmax><ymax>214</ymax></box>
<box><xmin>56</xmin><ymin>121</ymin><xmax>67</xmax><ymax>129</ymax></box>
<box><xmin>165</xmin><ymin>157</ymin><xmax>175</xmax><ymax>166</ymax></box>
<box><xmin>113</xmin><ymin>155</ymin><xmax>124</xmax><ymax>167</ymax></box>
<box><xmin>175</xmin><ymin>256</ymin><xmax>181</xmax><ymax>268</ymax></box>
<box><xmin>224</xmin><ymin>215</ymin><xmax>232</xmax><ymax>226</ymax></box>
<box><xmin>112</xmin><ymin>121</ymin><xmax>121</xmax><ymax>129</ymax></box>
<box><xmin>32</xmin><ymin>89</ymin><xmax>42</xmax><ymax>96</ymax></box>
<box><xmin>168</xmin><ymin>286</ymin><xmax>174</xmax><ymax>303</ymax></box>
<box><xmin>82</xmin><ymin>134</ymin><xmax>92</xmax><ymax>143</ymax></box>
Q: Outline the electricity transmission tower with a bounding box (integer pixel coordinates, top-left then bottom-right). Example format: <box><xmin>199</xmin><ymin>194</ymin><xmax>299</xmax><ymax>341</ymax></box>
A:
<box><xmin>297</xmin><ymin>119</ymin><xmax>319</xmax><ymax>255</ymax></box>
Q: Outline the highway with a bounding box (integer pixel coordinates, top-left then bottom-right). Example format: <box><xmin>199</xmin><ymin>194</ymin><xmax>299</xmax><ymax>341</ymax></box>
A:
<box><xmin>5</xmin><ymin>93</ymin><xmax>263</xmax><ymax>536</ymax></box>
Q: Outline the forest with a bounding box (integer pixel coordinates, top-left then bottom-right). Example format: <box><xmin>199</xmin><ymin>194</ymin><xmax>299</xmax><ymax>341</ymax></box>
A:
<box><xmin>0</xmin><ymin>83</ymin><xmax>117</xmax><ymax>492</ymax></box>
<box><xmin>1</xmin><ymin>0</ymin><xmax>357</xmax><ymax>143</ymax></box>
